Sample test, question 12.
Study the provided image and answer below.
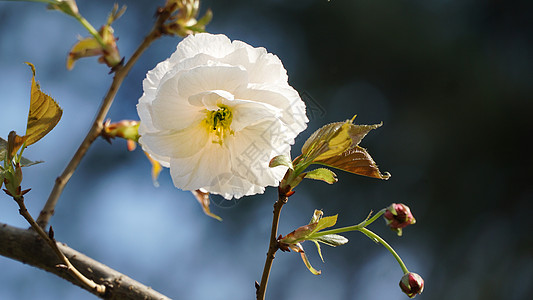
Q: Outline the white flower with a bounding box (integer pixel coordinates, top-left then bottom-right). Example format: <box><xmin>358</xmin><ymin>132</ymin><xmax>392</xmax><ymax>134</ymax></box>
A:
<box><xmin>137</xmin><ymin>33</ymin><xmax>308</xmax><ymax>199</ymax></box>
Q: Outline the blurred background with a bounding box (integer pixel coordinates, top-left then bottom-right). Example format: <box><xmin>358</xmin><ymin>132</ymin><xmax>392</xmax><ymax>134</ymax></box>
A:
<box><xmin>1</xmin><ymin>0</ymin><xmax>532</xmax><ymax>299</ymax></box>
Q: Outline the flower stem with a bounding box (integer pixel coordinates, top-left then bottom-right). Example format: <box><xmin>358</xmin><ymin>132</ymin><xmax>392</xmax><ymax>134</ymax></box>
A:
<box><xmin>14</xmin><ymin>195</ymin><xmax>106</xmax><ymax>294</ymax></box>
<box><xmin>72</xmin><ymin>14</ymin><xmax>106</xmax><ymax>48</ymax></box>
<box><xmin>358</xmin><ymin>227</ymin><xmax>410</xmax><ymax>274</ymax></box>
<box><xmin>35</xmin><ymin>8</ymin><xmax>170</xmax><ymax>229</ymax></box>
<box><xmin>310</xmin><ymin>209</ymin><xmax>386</xmax><ymax>237</ymax></box>
<box><xmin>309</xmin><ymin>209</ymin><xmax>409</xmax><ymax>275</ymax></box>
<box><xmin>256</xmin><ymin>190</ymin><xmax>288</xmax><ymax>300</ymax></box>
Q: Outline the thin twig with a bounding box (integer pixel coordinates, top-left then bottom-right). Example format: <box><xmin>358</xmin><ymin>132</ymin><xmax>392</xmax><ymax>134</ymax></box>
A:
<box><xmin>0</xmin><ymin>221</ymin><xmax>171</xmax><ymax>299</ymax></box>
<box><xmin>36</xmin><ymin>10</ymin><xmax>170</xmax><ymax>229</ymax></box>
<box><xmin>14</xmin><ymin>195</ymin><xmax>106</xmax><ymax>294</ymax></box>
<box><xmin>256</xmin><ymin>187</ymin><xmax>289</xmax><ymax>300</ymax></box>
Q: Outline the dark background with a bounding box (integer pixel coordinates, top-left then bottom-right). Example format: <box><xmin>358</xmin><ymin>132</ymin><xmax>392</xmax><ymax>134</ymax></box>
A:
<box><xmin>1</xmin><ymin>0</ymin><xmax>532</xmax><ymax>299</ymax></box>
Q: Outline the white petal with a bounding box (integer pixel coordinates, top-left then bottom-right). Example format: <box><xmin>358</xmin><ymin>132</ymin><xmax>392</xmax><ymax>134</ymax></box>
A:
<box><xmin>188</xmin><ymin>90</ymin><xmax>234</xmax><ymax>110</ymax></box>
<box><xmin>234</xmin><ymin>85</ymin><xmax>308</xmax><ymax>136</ymax></box>
<box><xmin>170</xmin><ymin>33</ymin><xmax>234</xmax><ymax>63</ymax></box>
<box><xmin>222</xmin><ymin>46</ymin><xmax>288</xmax><ymax>84</ymax></box>
<box><xmin>228</xmin><ymin>121</ymin><xmax>291</xmax><ymax>187</ymax></box>
<box><xmin>177</xmin><ymin>65</ymin><xmax>248</xmax><ymax>98</ymax></box>
<box><xmin>140</xmin><ymin>123</ymin><xmax>209</xmax><ymax>159</ymax></box>
<box><xmin>150</xmin><ymin>73</ymin><xmax>205</xmax><ymax>131</ymax></box>
<box><xmin>228</xmin><ymin>99</ymin><xmax>282</xmax><ymax>132</ymax></box>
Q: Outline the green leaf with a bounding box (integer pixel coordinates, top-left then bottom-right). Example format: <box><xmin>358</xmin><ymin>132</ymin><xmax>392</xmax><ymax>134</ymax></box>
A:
<box><xmin>305</xmin><ymin>168</ymin><xmax>337</xmax><ymax>184</ymax></box>
<box><xmin>312</xmin><ymin>215</ymin><xmax>338</xmax><ymax>233</ymax></box>
<box><xmin>313</xmin><ymin>234</ymin><xmax>349</xmax><ymax>247</ymax></box>
<box><xmin>0</xmin><ymin>137</ymin><xmax>43</xmax><ymax>167</ymax></box>
<box><xmin>20</xmin><ymin>156</ymin><xmax>43</xmax><ymax>167</ymax></box>
<box><xmin>0</xmin><ymin>170</ymin><xmax>5</xmax><ymax>190</ymax></box>
<box><xmin>292</xmin><ymin>243</ymin><xmax>321</xmax><ymax>275</ymax></box>
<box><xmin>314</xmin><ymin>145</ymin><xmax>391</xmax><ymax>180</ymax></box>
<box><xmin>299</xmin><ymin>117</ymin><xmax>385</xmax><ymax>172</ymax></box>
<box><xmin>312</xmin><ymin>240</ymin><xmax>325</xmax><ymax>262</ymax></box>
<box><xmin>196</xmin><ymin>9</ymin><xmax>213</xmax><ymax>27</ymax></box>
<box><xmin>269</xmin><ymin>154</ymin><xmax>293</xmax><ymax>170</ymax></box>
<box><xmin>300</xmin><ymin>121</ymin><xmax>346</xmax><ymax>162</ymax></box>
<box><xmin>0</xmin><ymin>137</ymin><xmax>7</xmax><ymax>161</ymax></box>
<box><xmin>25</xmin><ymin>62</ymin><xmax>63</xmax><ymax>146</ymax></box>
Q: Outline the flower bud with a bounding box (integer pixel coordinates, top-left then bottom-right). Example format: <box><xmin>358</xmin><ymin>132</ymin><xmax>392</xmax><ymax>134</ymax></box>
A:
<box><xmin>162</xmin><ymin>0</ymin><xmax>212</xmax><ymax>37</ymax></box>
<box><xmin>384</xmin><ymin>203</ymin><xmax>416</xmax><ymax>236</ymax></box>
<box><xmin>399</xmin><ymin>272</ymin><xmax>424</xmax><ymax>298</ymax></box>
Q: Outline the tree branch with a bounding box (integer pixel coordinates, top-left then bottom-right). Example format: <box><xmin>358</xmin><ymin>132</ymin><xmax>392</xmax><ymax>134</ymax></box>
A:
<box><xmin>0</xmin><ymin>222</ymin><xmax>171</xmax><ymax>300</ymax></box>
<box><xmin>256</xmin><ymin>187</ymin><xmax>289</xmax><ymax>300</ymax></box>
<box><xmin>36</xmin><ymin>8</ymin><xmax>171</xmax><ymax>229</ymax></box>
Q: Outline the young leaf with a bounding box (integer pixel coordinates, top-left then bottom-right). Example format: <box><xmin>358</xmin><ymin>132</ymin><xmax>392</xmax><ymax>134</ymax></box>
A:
<box><xmin>313</xmin><ymin>240</ymin><xmax>325</xmax><ymax>262</ymax></box>
<box><xmin>7</xmin><ymin>131</ymin><xmax>26</xmax><ymax>160</ymax></box>
<box><xmin>0</xmin><ymin>170</ymin><xmax>5</xmax><ymax>190</ymax></box>
<box><xmin>305</xmin><ymin>168</ymin><xmax>338</xmax><ymax>184</ymax></box>
<box><xmin>67</xmin><ymin>37</ymin><xmax>104</xmax><ymax>70</ymax></box>
<box><xmin>19</xmin><ymin>156</ymin><xmax>43</xmax><ymax>167</ymax></box>
<box><xmin>25</xmin><ymin>63</ymin><xmax>63</xmax><ymax>146</ymax></box>
<box><xmin>312</xmin><ymin>215</ymin><xmax>338</xmax><ymax>233</ymax></box>
<box><xmin>314</xmin><ymin>145</ymin><xmax>391</xmax><ymax>180</ymax></box>
<box><xmin>0</xmin><ymin>137</ymin><xmax>8</xmax><ymax>161</ymax></box>
<box><xmin>191</xmin><ymin>189</ymin><xmax>222</xmax><ymax>221</ymax></box>
<box><xmin>313</xmin><ymin>234</ymin><xmax>349</xmax><ymax>247</ymax></box>
<box><xmin>292</xmin><ymin>243</ymin><xmax>321</xmax><ymax>275</ymax></box>
<box><xmin>0</xmin><ymin>137</ymin><xmax>42</xmax><ymax>167</ymax></box>
<box><xmin>269</xmin><ymin>155</ymin><xmax>293</xmax><ymax>170</ymax></box>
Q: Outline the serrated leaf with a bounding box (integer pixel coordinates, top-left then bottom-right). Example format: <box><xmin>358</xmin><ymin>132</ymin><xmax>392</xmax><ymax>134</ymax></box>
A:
<box><xmin>305</xmin><ymin>168</ymin><xmax>337</xmax><ymax>184</ymax></box>
<box><xmin>192</xmin><ymin>189</ymin><xmax>222</xmax><ymax>221</ymax></box>
<box><xmin>24</xmin><ymin>63</ymin><xmax>62</xmax><ymax>146</ymax></box>
<box><xmin>314</xmin><ymin>234</ymin><xmax>349</xmax><ymax>247</ymax></box>
<box><xmin>20</xmin><ymin>156</ymin><xmax>43</xmax><ymax>167</ymax></box>
<box><xmin>314</xmin><ymin>145</ymin><xmax>390</xmax><ymax>180</ymax></box>
<box><xmin>313</xmin><ymin>215</ymin><xmax>338</xmax><ymax>233</ymax></box>
<box><xmin>301</xmin><ymin>121</ymin><xmax>346</xmax><ymax>161</ymax></box>
<box><xmin>269</xmin><ymin>154</ymin><xmax>293</xmax><ymax>169</ymax></box>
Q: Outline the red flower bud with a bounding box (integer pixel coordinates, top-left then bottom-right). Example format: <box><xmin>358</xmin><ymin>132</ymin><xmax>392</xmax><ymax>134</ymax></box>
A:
<box><xmin>384</xmin><ymin>203</ymin><xmax>416</xmax><ymax>236</ymax></box>
<box><xmin>399</xmin><ymin>272</ymin><xmax>424</xmax><ymax>298</ymax></box>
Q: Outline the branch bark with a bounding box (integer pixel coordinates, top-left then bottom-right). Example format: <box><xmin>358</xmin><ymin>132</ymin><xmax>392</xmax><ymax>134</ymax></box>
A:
<box><xmin>36</xmin><ymin>8</ymin><xmax>171</xmax><ymax>229</ymax></box>
<box><xmin>256</xmin><ymin>187</ymin><xmax>289</xmax><ymax>300</ymax></box>
<box><xmin>0</xmin><ymin>222</ymin><xmax>171</xmax><ymax>300</ymax></box>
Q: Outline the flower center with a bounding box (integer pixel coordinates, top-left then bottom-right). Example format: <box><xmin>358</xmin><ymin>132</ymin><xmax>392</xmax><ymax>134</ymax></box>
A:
<box><xmin>204</xmin><ymin>105</ymin><xmax>234</xmax><ymax>145</ymax></box>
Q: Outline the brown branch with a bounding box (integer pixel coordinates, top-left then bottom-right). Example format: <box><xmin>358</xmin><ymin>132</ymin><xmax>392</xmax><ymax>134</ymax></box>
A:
<box><xmin>36</xmin><ymin>9</ymin><xmax>171</xmax><ymax>229</ymax></box>
<box><xmin>14</xmin><ymin>194</ymin><xmax>106</xmax><ymax>294</ymax></box>
<box><xmin>256</xmin><ymin>187</ymin><xmax>289</xmax><ymax>300</ymax></box>
<box><xmin>0</xmin><ymin>222</ymin><xmax>171</xmax><ymax>300</ymax></box>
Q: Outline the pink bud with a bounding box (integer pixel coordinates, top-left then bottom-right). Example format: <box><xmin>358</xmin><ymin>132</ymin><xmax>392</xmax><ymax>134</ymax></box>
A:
<box><xmin>384</xmin><ymin>203</ymin><xmax>416</xmax><ymax>236</ymax></box>
<box><xmin>399</xmin><ymin>272</ymin><xmax>424</xmax><ymax>298</ymax></box>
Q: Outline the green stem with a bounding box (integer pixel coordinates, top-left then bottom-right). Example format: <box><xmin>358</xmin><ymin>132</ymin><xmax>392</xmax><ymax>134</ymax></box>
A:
<box><xmin>311</xmin><ymin>209</ymin><xmax>386</xmax><ymax>238</ymax></box>
<box><xmin>358</xmin><ymin>227</ymin><xmax>409</xmax><ymax>274</ymax></box>
<box><xmin>73</xmin><ymin>14</ymin><xmax>106</xmax><ymax>48</ymax></box>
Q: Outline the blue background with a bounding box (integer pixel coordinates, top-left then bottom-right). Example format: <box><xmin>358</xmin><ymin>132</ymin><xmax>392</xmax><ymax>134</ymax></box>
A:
<box><xmin>1</xmin><ymin>0</ymin><xmax>532</xmax><ymax>299</ymax></box>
